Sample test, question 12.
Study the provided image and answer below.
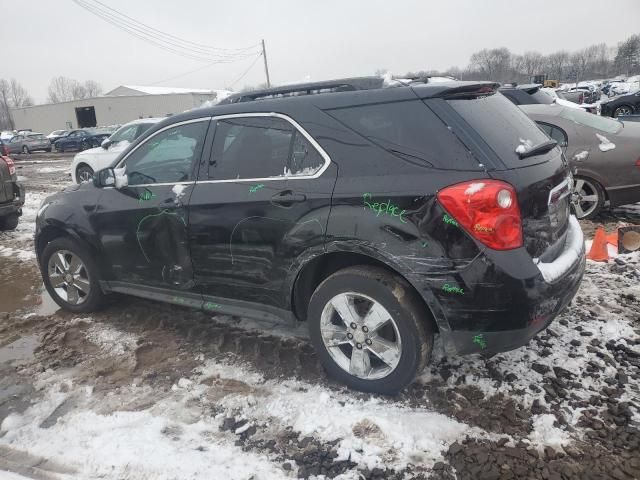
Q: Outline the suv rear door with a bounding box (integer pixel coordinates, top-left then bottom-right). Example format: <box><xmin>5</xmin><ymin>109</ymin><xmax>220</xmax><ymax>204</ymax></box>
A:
<box><xmin>188</xmin><ymin>113</ymin><xmax>337</xmax><ymax>313</ymax></box>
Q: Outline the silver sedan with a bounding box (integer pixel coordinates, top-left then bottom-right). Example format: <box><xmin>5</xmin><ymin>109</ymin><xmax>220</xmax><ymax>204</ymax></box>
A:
<box><xmin>6</xmin><ymin>133</ymin><xmax>52</xmax><ymax>154</ymax></box>
<box><xmin>521</xmin><ymin>104</ymin><xmax>640</xmax><ymax>219</ymax></box>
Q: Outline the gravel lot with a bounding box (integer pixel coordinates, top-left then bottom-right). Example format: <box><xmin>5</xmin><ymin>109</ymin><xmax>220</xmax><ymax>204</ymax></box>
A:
<box><xmin>0</xmin><ymin>153</ymin><xmax>639</xmax><ymax>480</ymax></box>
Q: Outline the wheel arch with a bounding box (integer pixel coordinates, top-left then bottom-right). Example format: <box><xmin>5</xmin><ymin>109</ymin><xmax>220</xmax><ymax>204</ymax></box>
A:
<box><xmin>613</xmin><ymin>104</ymin><xmax>635</xmax><ymax>117</ymax></box>
<box><xmin>291</xmin><ymin>250</ymin><xmax>440</xmax><ymax>332</ymax></box>
<box><xmin>573</xmin><ymin>171</ymin><xmax>609</xmax><ymax>200</ymax></box>
<box><xmin>36</xmin><ymin>224</ymin><xmax>105</xmax><ymax>276</ymax></box>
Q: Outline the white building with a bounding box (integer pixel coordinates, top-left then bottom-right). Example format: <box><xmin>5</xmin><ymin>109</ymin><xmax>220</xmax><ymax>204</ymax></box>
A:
<box><xmin>10</xmin><ymin>85</ymin><xmax>231</xmax><ymax>134</ymax></box>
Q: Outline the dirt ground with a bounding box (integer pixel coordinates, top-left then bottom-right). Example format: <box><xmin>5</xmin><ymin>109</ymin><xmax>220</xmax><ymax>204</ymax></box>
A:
<box><xmin>0</xmin><ymin>153</ymin><xmax>639</xmax><ymax>480</ymax></box>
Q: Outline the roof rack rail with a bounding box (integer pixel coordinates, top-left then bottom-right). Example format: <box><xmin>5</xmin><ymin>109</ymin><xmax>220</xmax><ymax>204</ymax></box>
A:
<box><xmin>219</xmin><ymin>76</ymin><xmax>385</xmax><ymax>104</ymax></box>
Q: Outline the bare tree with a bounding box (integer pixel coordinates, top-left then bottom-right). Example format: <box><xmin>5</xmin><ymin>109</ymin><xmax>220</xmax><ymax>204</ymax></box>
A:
<box><xmin>547</xmin><ymin>51</ymin><xmax>570</xmax><ymax>81</ymax></box>
<box><xmin>47</xmin><ymin>76</ymin><xmax>102</xmax><ymax>103</ymax></box>
<box><xmin>520</xmin><ymin>51</ymin><xmax>545</xmax><ymax>77</ymax></box>
<box><xmin>469</xmin><ymin>47</ymin><xmax>512</xmax><ymax>82</ymax></box>
<box><xmin>0</xmin><ymin>78</ymin><xmax>34</xmax><ymax>129</ymax></box>
<box><xmin>614</xmin><ymin>34</ymin><xmax>640</xmax><ymax>76</ymax></box>
<box><xmin>83</xmin><ymin>80</ymin><xmax>103</xmax><ymax>98</ymax></box>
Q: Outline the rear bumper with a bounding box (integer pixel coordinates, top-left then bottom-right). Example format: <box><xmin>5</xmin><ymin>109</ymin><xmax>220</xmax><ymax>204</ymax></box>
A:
<box><xmin>412</xmin><ymin>216</ymin><xmax>586</xmax><ymax>355</ymax></box>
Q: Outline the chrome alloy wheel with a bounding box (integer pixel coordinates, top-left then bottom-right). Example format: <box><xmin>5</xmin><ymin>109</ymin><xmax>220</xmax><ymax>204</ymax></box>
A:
<box><xmin>571</xmin><ymin>178</ymin><xmax>600</xmax><ymax>219</ymax></box>
<box><xmin>47</xmin><ymin>250</ymin><xmax>90</xmax><ymax>305</ymax></box>
<box><xmin>320</xmin><ymin>292</ymin><xmax>402</xmax><ymax>380</ymax></box>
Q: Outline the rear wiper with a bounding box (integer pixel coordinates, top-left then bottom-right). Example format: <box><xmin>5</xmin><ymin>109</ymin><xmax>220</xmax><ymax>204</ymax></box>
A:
<box><xmin>517</xmin><ymin>139</ymin><xmax>557</xmax><ymax>159</ymax></box>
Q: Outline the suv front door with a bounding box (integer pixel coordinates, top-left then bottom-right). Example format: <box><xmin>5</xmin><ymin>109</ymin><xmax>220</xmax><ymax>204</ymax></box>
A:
<box><xmin>188</xmin><ymin>113</ymin><xmax>337</xmax><ymax>314</ymax></box>
<box><xmin>90</xmin><ymin>118</ymin><xmax>211</xmax><ymax>304</ymax></box>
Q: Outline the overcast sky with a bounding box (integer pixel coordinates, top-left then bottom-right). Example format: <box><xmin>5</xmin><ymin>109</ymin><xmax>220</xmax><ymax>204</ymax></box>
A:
<box><xmin>3</xmin><ymin>0</ymin><xmax>639</xmax><ymax>103</ymax></box>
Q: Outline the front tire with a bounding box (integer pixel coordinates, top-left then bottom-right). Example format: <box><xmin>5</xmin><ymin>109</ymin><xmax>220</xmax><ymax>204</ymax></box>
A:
<box><xmin>613</xmin><ymin>105</ymin><xmax>633</xmax><ymax>118</ymax></box>
<box><xmin>0</xmin><ymin>213</ymin><xmax>19</xmax><ymax>231</ymax></box>
<box><xmin>572</xmin><ymin>176</ymin><xmax>605</xmax><ymax>219</ymax></box>
<box><xmin>308</xmin><ymin>266</ymin><xmax>433</xmax><ymax>394</ymax></box>
<box><xmin>40</xmin><ymin>237</ymin><xmax>105</xmax><ymax>313</ymax></box>
<box><xmin>22</xmin><ymin>145</ymin><xmax>29</xmax><ymax>154</ymax></box>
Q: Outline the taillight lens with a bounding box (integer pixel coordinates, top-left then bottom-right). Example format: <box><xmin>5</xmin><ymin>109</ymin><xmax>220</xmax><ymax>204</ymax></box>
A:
<box><xmin>3</xmin><ymin>157</ymin><xmax>16</xmax><ymax>176</ymax></box>
<box><xmin>635</xmin><ymin>158</ymin><xmax>640</xmax><ymax>168</ymax></box>
<box><xmin>437</xmin><ymin>180</ymin><xmax>523</xmax><ymax>250</ymax></box>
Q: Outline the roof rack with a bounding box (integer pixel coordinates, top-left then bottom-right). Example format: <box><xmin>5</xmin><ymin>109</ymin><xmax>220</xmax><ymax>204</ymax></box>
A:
<box><xmin>219</xmin><ymin>77</ymin><xmax>385</xmax><ymax>104</ymax></box>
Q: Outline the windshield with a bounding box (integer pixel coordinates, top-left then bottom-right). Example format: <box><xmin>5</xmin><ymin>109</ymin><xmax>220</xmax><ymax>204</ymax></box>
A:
<box><xmin>559</xmin><ymin>108</ymin><xmax>623</xmax><ymax>134</ymax></box>
<box><xmin>110</xmin><ymin>123</ymin><xmax>142</xmax><ymax>144</ymax></box>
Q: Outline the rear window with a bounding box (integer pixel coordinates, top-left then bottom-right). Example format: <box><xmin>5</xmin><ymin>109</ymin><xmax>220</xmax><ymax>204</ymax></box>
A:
<box><xmin>529</xmin><ymin>90</ymin><xmax>554</xmax><ymax>104</ymax></box>
<box><xmin>326</xmin><ymin>100</ymin><xmax>478</xmax><ymax>170</ymax></box>
<box><xmin>559</xmin><ymin>108</ymin><xmax>622</xmax><ymax>134</ymax></box>
<box><xmin>447</xmin><ymin>93</ymin><xmax>551</xmax><ymax>165</ymax></box>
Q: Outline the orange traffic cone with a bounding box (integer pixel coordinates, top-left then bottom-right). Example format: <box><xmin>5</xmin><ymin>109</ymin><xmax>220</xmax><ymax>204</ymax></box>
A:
<box><xmin>606</xmin><ymin>231</ymin><xmax>618</xmax><ymax>247</ymax></box>
<box><xmin>587</xmin><ymin>226</ymin><xmax>609</xmax><ymax>262</ymax></box>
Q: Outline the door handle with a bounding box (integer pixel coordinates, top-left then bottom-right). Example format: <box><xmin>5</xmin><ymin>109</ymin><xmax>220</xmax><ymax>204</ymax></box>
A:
<box><xmin>270</xmin><ymin>190</ymin><xmax>306</xmax><ymax>207</ymax></box>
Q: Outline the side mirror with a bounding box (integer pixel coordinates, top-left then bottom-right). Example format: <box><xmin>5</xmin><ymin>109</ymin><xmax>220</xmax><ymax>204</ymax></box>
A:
<box><xmin>94</xmin><ymin>167</ymin><xmax>128</xmax><ymax>188</ymax></box>
<box><xmin>101</xmin><ymin>139</ymin><xmax>111</xmax><ymax>149</ymax></box>
<box><xmin>94</xmin><ymin>168</ymin><xmax>115</xmax><ymax>187</ymax></box>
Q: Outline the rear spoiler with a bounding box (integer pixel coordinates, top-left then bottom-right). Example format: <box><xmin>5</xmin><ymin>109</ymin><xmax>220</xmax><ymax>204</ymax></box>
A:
<box><xmin>430</xmin><ymin>82</ymin><xmax>501</xmax><ymax>100</ymax></box>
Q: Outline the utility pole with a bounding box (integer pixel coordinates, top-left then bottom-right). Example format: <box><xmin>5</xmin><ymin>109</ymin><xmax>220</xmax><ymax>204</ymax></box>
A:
<box><xmin>261</xmin><ymin>39</ymin><xmax>271</xmax><ymax>88</ymax></box>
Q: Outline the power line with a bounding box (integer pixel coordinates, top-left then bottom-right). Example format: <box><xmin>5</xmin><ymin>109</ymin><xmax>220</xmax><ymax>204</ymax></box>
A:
<box><xmin>229</xmin><ymin>53</ymin><xmax>264</xmax><ymax>88</ymax></box>
<box><xmin>73</xmin><ymin>0</ymin><xmax>261</xmax><ymax>62</ymax></box>
<box><xmin>89</xmin><ymin>0</ymin><xmax>258</xmax><ymax>53</ymax></box>
<box><xmin>149</xmin><ymin>61</ymin><xmax>222</xmax><ymax>86</ymax></box>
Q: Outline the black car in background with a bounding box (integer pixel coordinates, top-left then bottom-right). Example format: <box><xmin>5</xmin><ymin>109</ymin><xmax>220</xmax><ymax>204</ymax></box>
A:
<box><xmin>54</xmin><ymin>129</ymin><xmax>111</xmax><ymax>152</ymax></box>
<box><xmin>601</xmin><ymin>91</ymin><xmax>640</xmax><ymax>118</ymax></box>
<box><xmin>34</xmin><ymin>78</ymin><xmax>585</xmax><ymax>394</ymax></box>
<box><xmin>499</xmin><ymin>84</ymin><xmax>554</xmax><ymax>105</ymax></box>
<box><xmin>0</xmin><ymin>152</ymin><xmax>24</xmax><ymax>230</ymax></box>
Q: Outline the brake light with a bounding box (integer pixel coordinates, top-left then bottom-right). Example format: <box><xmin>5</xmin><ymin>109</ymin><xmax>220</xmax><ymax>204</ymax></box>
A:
<box><xmin>3</xmin><ymin>156</ymin><xmax>15</xmax><ymax>175</ymax></box>
<box><xmin>437</xmin><ymin>180</ymin><xmax>523</xmax><ymax>250</ymax></box>
<box><xmin>636</xmin><ymin>158</ymin><xmax>640</xmax><ymax>168</ymax></box>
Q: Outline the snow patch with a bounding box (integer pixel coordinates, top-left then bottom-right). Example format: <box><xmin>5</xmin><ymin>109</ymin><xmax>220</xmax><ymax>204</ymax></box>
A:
<box><xmin>172</xmin><ymin>184</ymin><xmax>188</xmax><ymax>200</ymax></box>
<box><xmin>515</xmin><ymin>138</ymin><xmax>533</xmax><ymax>154</ymax></box>
<box><xmin>528</xmin><ymin>414</ymin><xmax>571</xmax><ymax>448</ymax></box>
<box><xmin>595</xmin><ymin>133</ymin><xmax>616</xmax><ymax>152</ymax></box>
<box><xmin>573</xmin><ymin>150</ymin><xmax>589</xmax><ymax>161</ymax></box>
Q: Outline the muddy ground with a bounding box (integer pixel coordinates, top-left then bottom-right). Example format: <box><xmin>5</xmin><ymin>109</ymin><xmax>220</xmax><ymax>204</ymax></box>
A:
<box><xmin>0</xmin><ymin>153</ymin><xmax>639</xmax><ymax>480</ymax></box>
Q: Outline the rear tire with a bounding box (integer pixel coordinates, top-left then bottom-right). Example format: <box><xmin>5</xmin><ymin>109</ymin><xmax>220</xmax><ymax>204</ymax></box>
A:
<box><xmin>0</xmin><ymin>213</ymin><xmax>19</xmax><ymax>231</ymax></box>
<box><xmin>22</xmin><ymin>145</ymin><xmax>29</xmax><ymax>154</ymax></box>
<box><xmin>40</xmin><ymin>237</ymin><xmax>106</xmax><ymax>313</ymax></box>
<box><xmin>572</xmin><ymin>176</ymin><xmax>605</xmax><ymax>220</ymax></box>
<box><xmin>76</xmin><ymin>165</ymin><xmax>94</xmax><ymax>183</ymax></box>
<box><xmin>308</xmin><ymin>266</ymin><xmax>433</xmax><ymax>394</ymax></box>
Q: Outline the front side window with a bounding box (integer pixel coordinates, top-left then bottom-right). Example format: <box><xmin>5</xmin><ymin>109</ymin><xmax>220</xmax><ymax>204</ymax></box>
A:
<box><xmin>110</xmin><ymin>124</ymin><xmax>139</xmax><ymax>144</ymax></box>
<box><xmin>124</xmin><ymin>120</ymin><xmax>208</xmax><ymax>186</ymax></box>
<box><xmin>209</xmin><ymin>116</ymin><xmax>325</xmax><ymax>180</ymax></box>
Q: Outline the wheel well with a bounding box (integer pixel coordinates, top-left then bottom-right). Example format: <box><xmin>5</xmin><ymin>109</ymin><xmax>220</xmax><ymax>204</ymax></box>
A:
<box><xmin>575</xmin><ymin>174</ymin><xmax>608</xmax><ymax>201</ymax></box>
<box><xmin>36</xmin><ymin>225</ymin><xmax>68</xmax><ymax>258</ymax></box>
<box><xmin>292</xmin><ymin>251</ymin><xmax>438</xmax><ymax>331</ymax></box>
<box><xmin>614</xmin><ymin>104</ymin><xmax>634</xmax><ymax>114</ymax></box>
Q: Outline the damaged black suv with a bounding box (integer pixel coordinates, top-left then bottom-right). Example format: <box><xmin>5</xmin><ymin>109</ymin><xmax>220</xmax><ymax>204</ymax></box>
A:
<box><xmin>35</xmin><ymin>78</ymin><xmax>586</xmax><ymax>394</ymax></box>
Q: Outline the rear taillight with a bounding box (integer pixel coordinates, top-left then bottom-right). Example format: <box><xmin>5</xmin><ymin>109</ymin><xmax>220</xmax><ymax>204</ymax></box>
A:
<box><xmin>3</xmin><ymin>157</ymin><xmax>15</xmax><ymax>176</ymax></box>
<box><xmin>437</xmin><ymin>180</ymin><xmax>523</xmax><ymax>250</ymax></box>
<box><xmin>635</xmin><ymin>158</ymin><xmax>640</xmax><ymax>168</ymax></box>
<box><xmin>2</xmin><ymin>144</ymin><xmax>8</xmax><ymax>156</ymax></box>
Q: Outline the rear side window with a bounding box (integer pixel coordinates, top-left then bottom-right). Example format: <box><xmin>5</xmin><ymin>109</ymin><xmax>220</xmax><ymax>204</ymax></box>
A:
<box><xmin>537</xmin><ymin>122</ymin><xmax>568</xmax><ymax>149</ymax></box>
<box><xmin>529</xmin><ymin>90</ymin><xmax>554</xmax><ymax>104</ymax></box>
<box><xmin>209</xmin><ymin>116</ymin><xmax>325</xmax><ymax>180</ymax></box>
<box><xmin>447</xmin><ymin>94</ymin><xmax>550</xmax><ymax>165</ymax></box>
<box><xmin>559</xmin><ymin>107</ymin><xmax>622</xmax><ymax>134</ymax></box>
<box><xmin>327</xmin><ymin>100</ymin><xmax>476</xmax><ymax>169</ymax></box>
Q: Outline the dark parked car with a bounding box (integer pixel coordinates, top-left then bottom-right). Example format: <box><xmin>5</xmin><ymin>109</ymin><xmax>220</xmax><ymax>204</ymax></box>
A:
<box><xmin>499</xmin><ymin>84</ymin><xmax>554</xmax><ymax>105</ymax></box>
<box><xmin>34</xmin><ymin>78</ymin><xmax>585</xmax><ymax>394</ymax></box>
<box><xmin>600</xmin><ymin>91</ymin><xmax>640</xmax><ymax>118</ymax></box>
<box><xmin>54</xmin><ymin>129</ymin><xmax>109</xmax><ymax>152</ymax></box>
<box><xmin>0</xmin><ymin>153</ymin><xmax>25</xmax><ymax>230</ymax></box>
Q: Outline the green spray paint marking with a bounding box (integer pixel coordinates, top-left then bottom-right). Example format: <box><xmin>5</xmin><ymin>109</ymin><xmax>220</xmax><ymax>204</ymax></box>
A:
<box><xmin>443</xmin><ymin>214</ymin><xmax>458</xmax><ymax>227</ymax></box>
<box><xmin>362</xmin><ymin>193</ymin><xmax>407</xmax><ymax>223</ymax></box>
<box><xmin>204</xmin><ymin>302</ymin><xmax>220</xmax><ymax>310</ymax></box>
<box><xmin>421</xmin><ymin>241</ymin><xmax>428</xmax><ymax>248</ymax></box>
<box><xmin>136</xmin><ymin>209</ymin><xmax>187</xmax><ymax>263</ymax></box>
<box><xmin>138</xmin><ymin>190</ymin><xmax>156</xmax><ymax>203</ymax></box>
<box><xmin>442</xmin><ymin>283</ymin><xmax>464</xmax><ymax>295</ymax></box>
<box><xmin>249</xmin><ymin>184</ymin><xmax>265</xmax><ymax>193</ymax></box>
<box><xmin>473</xmin><ymin>334</ymin><xmax>487</xmax><ymax>349</ymax></box>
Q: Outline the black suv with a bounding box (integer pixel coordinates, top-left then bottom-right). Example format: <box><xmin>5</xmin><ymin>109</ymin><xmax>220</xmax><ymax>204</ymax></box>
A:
<box><xmin>0</xmin><ymin>147</ymin><xmax>24</xmax><ymax>230</ymax></box>
<box><xmin>35</xmin><ymin>78</ymin><xmax>586</xmax><ymax>394</ymax></box>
